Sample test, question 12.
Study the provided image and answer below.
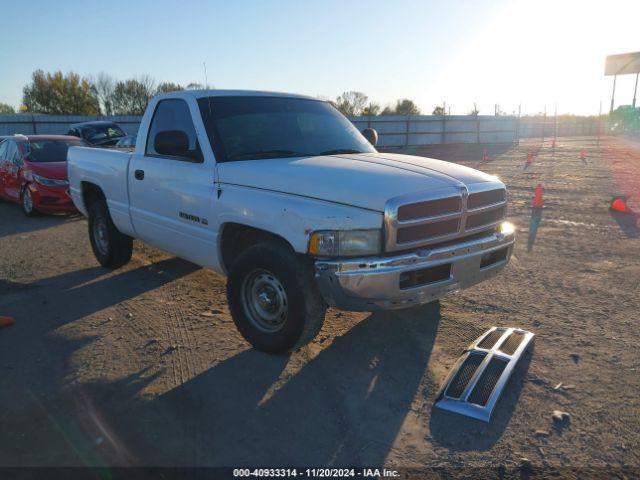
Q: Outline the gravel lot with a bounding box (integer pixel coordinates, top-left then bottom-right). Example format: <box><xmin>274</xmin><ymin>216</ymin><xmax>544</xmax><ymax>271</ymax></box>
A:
<box><xmin>0</xmin><ymin>136</ymin><xmax>638</xmax><ymax>474</ymax></box>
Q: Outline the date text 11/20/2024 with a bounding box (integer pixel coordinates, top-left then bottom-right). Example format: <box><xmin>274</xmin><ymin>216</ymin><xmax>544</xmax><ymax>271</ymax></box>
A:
<box><xmin>233</xmin><ymin>468</ymin><xmax>400</xmax><ymax>478</ymax></box>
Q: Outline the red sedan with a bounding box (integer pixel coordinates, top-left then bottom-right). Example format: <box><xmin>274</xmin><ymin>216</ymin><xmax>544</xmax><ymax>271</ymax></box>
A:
<box><xmin>0</xmin><ymin>134</ymin><xmax>87</xmax><ymax>216</ymax></box>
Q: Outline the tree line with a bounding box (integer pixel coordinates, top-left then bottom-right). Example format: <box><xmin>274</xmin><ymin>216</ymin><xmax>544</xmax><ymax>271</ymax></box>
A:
<box><xmin>330</xmin><ymin>91</ymin><xmax>421</xmax><ymax>116</ymax></box>
<box><xmin>0</xmin><ymin>70</ymin><xmax>427</xmax><ymax>117</ymax></box>
<box><xmin>0</xmin><ymin>70</ymin><xmax>206</xmax><ymax>116</ymax></box>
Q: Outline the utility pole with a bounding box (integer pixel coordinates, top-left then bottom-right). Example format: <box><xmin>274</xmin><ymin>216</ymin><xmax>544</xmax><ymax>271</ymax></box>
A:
<box><xmin>610</xmin><ymin>75</ymin><xmax>617</xmax><ymax>113</ymax></box>
<box><xmin>597</xmin><ymin>100</ymin><xmax>602</xmax><ymax>149</ymax></box>
<box><xmin>634</xmin><ymin>73</ymin><xmax>639</xmax><ymax>108</ymax></box>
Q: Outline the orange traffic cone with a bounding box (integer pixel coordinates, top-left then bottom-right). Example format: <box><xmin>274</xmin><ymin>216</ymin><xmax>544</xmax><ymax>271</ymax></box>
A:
<box><xmin>0</xmin><ymin>316</ymin><xmax>15</xmax><ymax>328</ymax></box>
<box><xmin>532</xmin><ymin>184</ymin><xmax>544</xmax><ymax>208</ymax></box>
<box><xmin>610</xmin><ymin>196</ymin><xmax>633</xmax><ymax>214</ymax></box>
<box><xmin>526</xmin><ymin>151</ymin><xmax>533</xmax><ymax>165</ymax></box>
<box><xmin>580</xmin><ymin>149</ymin><xmax>586</xmax><ymax>160</ymax></box>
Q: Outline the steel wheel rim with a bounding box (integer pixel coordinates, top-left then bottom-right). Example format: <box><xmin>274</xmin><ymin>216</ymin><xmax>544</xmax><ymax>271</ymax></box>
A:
<box><xmin>93</xmin><ymin>215</ymin><xmax>109</xmax><ymax>255</ymax></box>
<box><xmin>241</xmin><ymin>269</ymin><xmax>288</xmax><ymax>333</ymax></box>
<box><xmin>23</xmin><ymin>189</ymin><xmax>33</xmax><ymax>213</ymax></box>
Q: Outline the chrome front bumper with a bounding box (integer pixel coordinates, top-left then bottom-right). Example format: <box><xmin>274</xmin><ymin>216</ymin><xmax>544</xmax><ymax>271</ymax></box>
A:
<box><xmin>314</xmin><ymin>228</ymin><xmax>515</xmax><ymax>311</ymax></box>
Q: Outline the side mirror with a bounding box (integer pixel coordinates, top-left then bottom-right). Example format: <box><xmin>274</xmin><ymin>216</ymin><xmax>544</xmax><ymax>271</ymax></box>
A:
<box><xmin>154</xmin><ymin>130</ymin><xmax>196</xmax><ymax>159</ymax></box>
<box><xmin>362</xmin><ymin>128</ymin><xmax>378</xmax><ymax>146</ymax></box>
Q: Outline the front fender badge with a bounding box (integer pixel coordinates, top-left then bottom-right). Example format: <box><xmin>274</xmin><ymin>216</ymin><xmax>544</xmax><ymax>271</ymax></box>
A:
<box><xmin>434</xmin><ymin>327</ymin><xmax>534</xmax><ymax>422</ymax></box>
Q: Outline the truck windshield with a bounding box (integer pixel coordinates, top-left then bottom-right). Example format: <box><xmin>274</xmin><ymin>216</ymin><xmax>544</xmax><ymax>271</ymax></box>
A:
<box><xmin>197</xmin><ymin>96</ymin><xmax>376</xmax><ymax>162</ymax></box>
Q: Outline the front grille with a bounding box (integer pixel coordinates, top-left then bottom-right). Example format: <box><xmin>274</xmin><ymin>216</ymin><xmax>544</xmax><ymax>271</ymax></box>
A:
<box><xmin>468</xmin><ymin>357</ymin><xmax>508</xmax><ymax>406</ymax></box>
<box><xmin>396</xmin><ymin>218</ymin><xmax>460</xmax><ymax>244</ymax></box>
<box><xmin>445</xmin><ymin>353</ymin><xmax>485</xmax><ymax>399</ymax></box>
<box><xmin>477</xmin><ymin>328</ymin><xmax>506</xmax><ymax>349</ymax></box>
<box><xmin>468</xmin><ymin>189</ymin><xmax>505</xmax><ymax>209</ymax></box>
<box><xmin>498</xmin><ymin>331</ymin><xmax>526</xmax><ymax>355</ymax></box>
<box><xmin>387</xmin><ymin>186</ymin><xmax>507</xmax><ymax>251</ymax></box>
<box><xmin>397</xmin><ymin>197</ymin><xmax>461</xmax><ymax>221</ymax></box>
<box><xmin>467</xmin><ymin>207</ymin><xmax>506</xmax><ymax>230</ymax></box>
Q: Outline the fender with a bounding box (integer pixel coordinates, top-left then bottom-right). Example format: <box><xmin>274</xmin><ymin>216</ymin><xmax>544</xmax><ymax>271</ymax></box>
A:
<box><xmin>215</xmin><ymin>184</ymin><xmax>384</xmax><ymax>255</ymax></box>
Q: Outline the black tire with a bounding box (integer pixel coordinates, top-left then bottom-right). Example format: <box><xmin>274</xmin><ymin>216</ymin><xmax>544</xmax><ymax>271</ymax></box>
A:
<box><xmin>88</xmin><ymin>198</ymin><xmax>133</xmax><ymax>268</ymax></box>
<box><xmin>227</xmin><ymin>242</ymin><xmax>326</xmax><ymax>354</ymax></box>
<box><xmin>21</xmin><ymin>186</ymin><xmax>38</xmax><ymax>217</ymax></box>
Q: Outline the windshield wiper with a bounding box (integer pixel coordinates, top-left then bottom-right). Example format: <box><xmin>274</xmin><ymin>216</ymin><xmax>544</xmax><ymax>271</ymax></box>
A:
<box><xmin>319</xmin><ymin>148</ymin><xmax>364</xmax><ymax>155</ymax></box>
<box><xmin>229</xmin><ymin>149</ymin><xmax>311</xmax><ymax>160</ymax></box>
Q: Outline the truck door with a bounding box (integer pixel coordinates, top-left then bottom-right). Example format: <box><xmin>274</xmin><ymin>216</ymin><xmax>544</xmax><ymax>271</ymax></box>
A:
<box><xmin>128</xmin><ymin>98</ymin><xmax>217</xmax><ymax>268</ymax></box>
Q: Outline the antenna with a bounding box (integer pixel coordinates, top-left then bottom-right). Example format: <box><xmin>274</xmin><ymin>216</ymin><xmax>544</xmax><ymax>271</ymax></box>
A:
<box><xmin>203</xmin><ymin>62</ymin><xmax>209</xmax><ymax>89</ymax></box>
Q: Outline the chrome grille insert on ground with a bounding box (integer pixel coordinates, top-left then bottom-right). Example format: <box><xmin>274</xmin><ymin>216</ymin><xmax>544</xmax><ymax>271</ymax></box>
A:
<box><xmin>434</xmin><ymin>327</ymin><xmax>535</xmax><ymax>422</ymax></box>
<box><xmin>385</xmin><ymin>183</ymin><xmax>508</xmax><ymax>252</ymax></box>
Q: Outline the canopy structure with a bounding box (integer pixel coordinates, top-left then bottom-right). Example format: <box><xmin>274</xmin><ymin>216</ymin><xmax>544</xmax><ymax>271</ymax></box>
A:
<box><xmin>605</xmin><ymin>52</ymin><xmax>640</xmax><ymax>111</ymax></box>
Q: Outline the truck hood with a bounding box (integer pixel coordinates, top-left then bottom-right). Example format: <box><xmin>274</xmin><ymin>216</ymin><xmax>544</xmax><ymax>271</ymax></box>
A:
<box><xmin>218</xmin><ymin>152</ymin><xmax>499</xmax><ymax>211</ymax></box>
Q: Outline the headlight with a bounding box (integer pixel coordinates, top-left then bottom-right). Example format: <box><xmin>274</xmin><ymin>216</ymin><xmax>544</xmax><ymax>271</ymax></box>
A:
<box><xmin>308</xmin><ymin>229</ymin><xmax>382</xmax><ymax>257</ymax></box>
<box><xmin>32</xmin><ymin>174</ymin><xmax>68</xmax><ymax>187</ymax></box>
<box><xmin>500</xmin><ymin>221</ymin><xmax>515</xmax><ymax>235</ymax></box>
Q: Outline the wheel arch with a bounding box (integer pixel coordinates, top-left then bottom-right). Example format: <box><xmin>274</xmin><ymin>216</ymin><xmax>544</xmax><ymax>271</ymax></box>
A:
<box><xmin>80</xmin><ymin>181</ymin><xmax>106</xmax><ymax>211</ymax></box>
<box><xmin>219</xmin><ymin>222</ymin><xmax>297</xmax><ymax>275</ymax></box>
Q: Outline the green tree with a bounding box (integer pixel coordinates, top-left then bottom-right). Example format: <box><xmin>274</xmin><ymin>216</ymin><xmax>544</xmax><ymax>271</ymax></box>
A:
<box><xmin>334</xmin><ymin>91</ymin><xmax>368</xmax><ymax>117</ymax></box>
<box><xmin>0</xmin><ymin>102</ymin><xmax>14</xmax><ymax>114</ymax></box>
<box><xmin>394</xmin><ymin>99</ymin><xmax>420</xmax><ymax>115</ymax></box>
<box><xmin>468</xmin><ymin>102</ymin><xmax>480</xmax><ymax>116</ymax></box>
<box><xmin>156</xmin><ymin>82</ymin><xmax>183</xmax><ymax>94</ymax></box>
<box><xmin>361</xmin><ymin>102</ymin><xmax>380</xmax><ymax>116</ymax></box>
<box><xmin>111</xmin><ymin>77</ymin><xmax>156</xmax><ymax>115</ymax></box>
<box><xmin>22</xmin><ymin>70</ymin><xmax>98</xmax><ymax>114</ymax></box>
<box><xmin>186</xmin><ymin>82</ymin><xmax>206</xmax><ymax>90</ymax></box>
<box><xmin>432</xmin><ymin>105</ymin><xmax>445</xmax><ymax>115</ymax></box>
<box><xmin>380</xmin><ymin>105</ymin><xmax>395</xmax><ymax>115</ymax></box>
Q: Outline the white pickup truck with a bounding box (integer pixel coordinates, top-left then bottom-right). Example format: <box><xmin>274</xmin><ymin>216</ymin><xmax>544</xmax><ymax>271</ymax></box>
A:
<box><xmin>68</xmin><ymin>90</ymin><xmax>514</xmax><ymax>353</ymax></box>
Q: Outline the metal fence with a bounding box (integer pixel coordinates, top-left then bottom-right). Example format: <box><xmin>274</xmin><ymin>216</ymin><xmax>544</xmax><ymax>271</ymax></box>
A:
<box><xmin>350</xmin><ymin>115</ymin><xmax>517</xmax><ymax>147</ymax></box>
<box><xmin>0</xmin><ymin>115</ymin><xmax>141</xmax><ymax>136</ymax></box>
<box><xmin>0</xmin><ymin>113</ymin><xmax>608</xmax><ymax>146</ymax></box>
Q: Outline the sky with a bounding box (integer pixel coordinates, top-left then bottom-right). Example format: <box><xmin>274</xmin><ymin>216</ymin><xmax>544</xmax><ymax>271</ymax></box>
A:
<box><xmin>0</xmin><ymin>0</ymin><xmax>638</xmax><ymax>115</ymax></box>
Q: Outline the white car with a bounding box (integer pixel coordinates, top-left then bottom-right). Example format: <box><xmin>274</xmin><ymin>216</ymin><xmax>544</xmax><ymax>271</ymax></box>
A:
<box><xmin>68</xmin><ymin>90</ymin><xmax>514</xmax><ymax>353</ymax></box>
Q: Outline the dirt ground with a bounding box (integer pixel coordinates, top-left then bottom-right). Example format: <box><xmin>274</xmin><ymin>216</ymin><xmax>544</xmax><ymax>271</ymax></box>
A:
<box><xmin>0</xmin><ymin>135</ymin><xmax>638</xmax><ymax>475</ymax></box>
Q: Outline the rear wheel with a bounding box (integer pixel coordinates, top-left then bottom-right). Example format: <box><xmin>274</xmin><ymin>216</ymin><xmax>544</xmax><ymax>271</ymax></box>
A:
<box><xmin>21</xmin><ymin>187</ymin><xmax>38</xmax><ymax>217</ymax></box>
<box><xmin>88</xmin><ymin>198</ymin><xmax>133</xmax><ymax>268</ymax></box>
<box><xmin>227</xmin><ymin>242</ymin><xmax>326</xmax><ymax>354</ymax></box>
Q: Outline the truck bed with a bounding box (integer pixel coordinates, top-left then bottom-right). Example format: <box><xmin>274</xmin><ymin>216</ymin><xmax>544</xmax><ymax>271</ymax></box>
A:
<box><xmin>67</xmin><ymin>146</ymin><xmax>133</xmax><ymax>231</ymax></box>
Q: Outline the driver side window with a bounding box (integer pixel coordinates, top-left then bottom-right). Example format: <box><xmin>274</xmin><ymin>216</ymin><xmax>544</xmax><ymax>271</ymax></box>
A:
<box><xmin>145</xmin><ymin>99</ymin><xmax>202</xmax><ymax>162</ymax></box>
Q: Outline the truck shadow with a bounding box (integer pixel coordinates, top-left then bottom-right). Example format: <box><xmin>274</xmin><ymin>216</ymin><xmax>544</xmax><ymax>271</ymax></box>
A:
<box><xmin>0</xmin><ymin>203</ymin><xmax>83</xmax><ymax>238</ymax></box>
<box><xmin>428</xmin><ymin>346</ymin><xmax>533</xmax><ymax>451</ymax></box>
<box><xmin>0</xmin><ymin>257</ymin><xmax>199</xmax><ymax>325</ymax></box>
<box><xmin>78</xmin><ymin>302</ymin><xmax>443</xmax><ymax>467</ymax></box>
<box><xmin>0</xmin><ymin>256</ymin><xmax>201</xmax><ymax>466</ymax></box>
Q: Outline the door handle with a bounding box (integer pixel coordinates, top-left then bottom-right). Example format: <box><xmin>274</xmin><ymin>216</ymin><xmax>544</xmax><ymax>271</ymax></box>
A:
<box><xmin>134</xmin><ymin>169</ymin><xmax>145</xmax><ymax>180</ymax></box>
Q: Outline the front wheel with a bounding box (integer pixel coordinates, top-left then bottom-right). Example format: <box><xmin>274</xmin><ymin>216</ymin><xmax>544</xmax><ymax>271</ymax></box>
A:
<box><xmin>227</xmin><ymin>242</ymin><xmax>326</xmax><ymax>354</ymax></box>
<box><xmin>21</xmin><ymin>187</ymin><xmax>38</xmax><ymax>217</ymax></box>
<box><xmin>88</xmin><ymin>199</ymin><xmax>133</xmax><ymax>268</ymax></box>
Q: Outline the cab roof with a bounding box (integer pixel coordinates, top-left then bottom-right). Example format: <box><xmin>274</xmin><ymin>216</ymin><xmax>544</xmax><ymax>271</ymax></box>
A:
<box><xmin>155</xmin><ymin>89</ymin><xmax>320</xmax><ymax>102</ymax></box>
